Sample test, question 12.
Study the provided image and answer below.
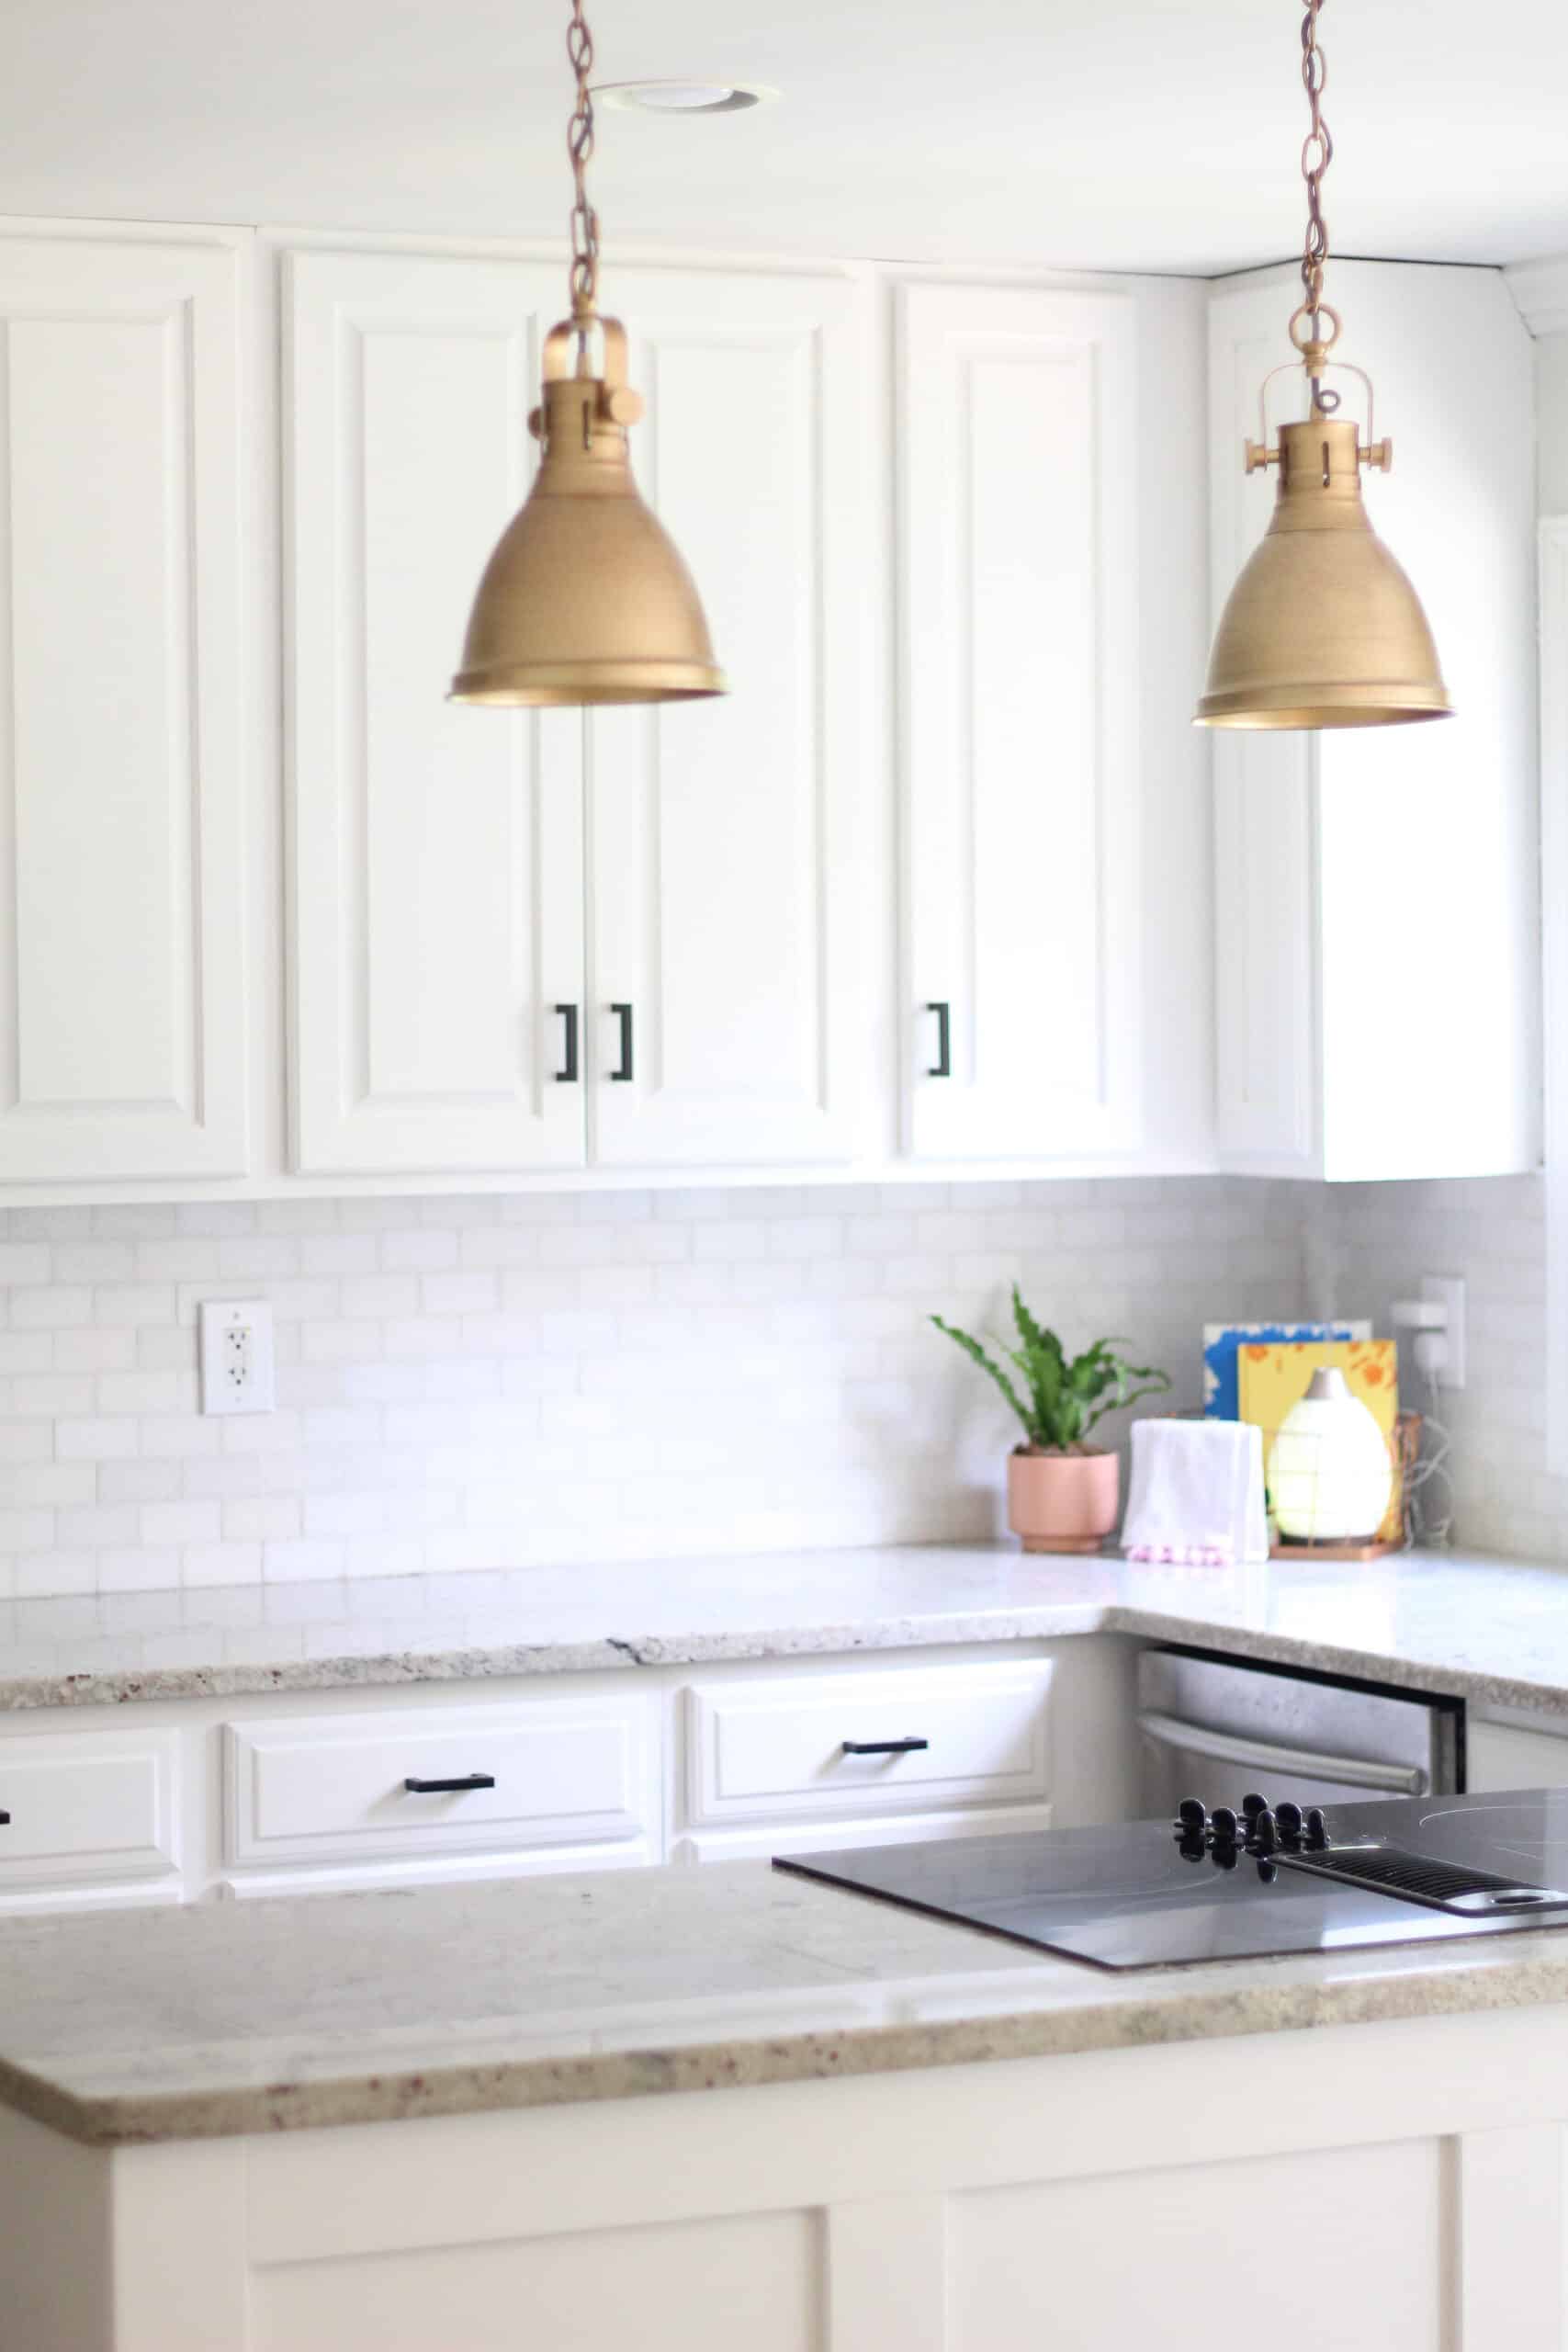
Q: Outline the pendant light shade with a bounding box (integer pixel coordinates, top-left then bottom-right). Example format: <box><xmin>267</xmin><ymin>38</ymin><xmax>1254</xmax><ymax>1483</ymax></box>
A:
<box><xmin>452</xmin><ymin>329</ymin><xmax>726</xmax><ymax>707</ymax></box>
<box><xmin>1196</xmin><ymin>421</ymin><xmax>1450</xmax><ymax>729</ymax></box>
<box><xmin>1196</xmin><ymin>0</ymin><xmax>1450</xmax><ymax>733</ymax></box>
<box><xmin>450</xmin><ymin>0</ymin><xmax>727</xmax><ymax>710</ymax></box>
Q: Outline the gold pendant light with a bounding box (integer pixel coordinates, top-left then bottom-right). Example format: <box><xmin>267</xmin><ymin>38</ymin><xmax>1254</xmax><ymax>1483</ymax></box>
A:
<box><xmin>451</xmin><ymin>0</ymin><xmax>728</xmax><ymax>707</ymax></box>
<box><xmin>1195</xmin><ymin>0</ymin><xmax>1451</xmax><ymax>731</ymax></box>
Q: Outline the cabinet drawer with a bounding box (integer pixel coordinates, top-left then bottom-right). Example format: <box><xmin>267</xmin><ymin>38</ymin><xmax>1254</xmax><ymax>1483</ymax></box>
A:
<box><xmin>683</xmin><ymin>1660</ymin><xmax>1055</xmax><ymax>1829</ymax></box>
<box><xmin>1466</xmin><ymin>1719</ymin><xmax>1568</xmax><ymax>1793</ymax></box>
<box><xmin>224</xmin><ymin>1697</ymin><xmax>654</xmax><ymax>1871</ymax></box>
<box><xmin>0</xmin><ymin>1725</ymin><xmax>181</xmax><ymax>1891</ymax></box>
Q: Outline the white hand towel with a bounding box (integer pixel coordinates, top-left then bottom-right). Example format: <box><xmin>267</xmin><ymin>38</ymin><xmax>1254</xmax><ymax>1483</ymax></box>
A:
<box><xmin>1121</xmin><ymin>1419</ymin><xmax>1269</xmax><ymax>1566</ymax></box>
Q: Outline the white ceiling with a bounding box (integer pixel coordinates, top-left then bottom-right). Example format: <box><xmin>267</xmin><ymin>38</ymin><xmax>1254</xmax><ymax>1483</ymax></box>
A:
<box><xmin>0</xmin><ymin>0</ymin><xmax>1563</xmax><ymax>277</ymax></box>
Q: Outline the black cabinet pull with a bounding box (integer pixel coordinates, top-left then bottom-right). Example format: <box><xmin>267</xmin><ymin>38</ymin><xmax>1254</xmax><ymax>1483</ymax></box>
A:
<box><xmin>0</xmin><ymin>1809</ymin><xmax>9</xmax><ymax>1826</ymax></box>
<box><xmin>925</xmin><ymin>1001</ymin><xmax>952</xmax><ymax>1078</ymax></box>
<box><xmin>402</xmin><ymin>1773</ymin><xmax>496</xmax><ymax>1795</ymax></box>
<box><xmin>554</xmin><ymin>1003</ymin><xmax>580</xmax><ymax>1084</ymax></box>
<box><xmin>841</xmin><ymin>1737</ymin><xmax>930</xmax><ymax>1757</ymax></box>
<box><xmin>610</xmin><ymin>1002</ymin><xmax>634</xmax><ymax>1082</ymax></box>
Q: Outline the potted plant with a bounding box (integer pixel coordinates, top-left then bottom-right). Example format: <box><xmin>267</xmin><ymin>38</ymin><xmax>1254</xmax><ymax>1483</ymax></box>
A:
<box><xmin>931</xmin><ymin>1288</ymin><xmax>1171</xmax><ymax>1554</ymax></box>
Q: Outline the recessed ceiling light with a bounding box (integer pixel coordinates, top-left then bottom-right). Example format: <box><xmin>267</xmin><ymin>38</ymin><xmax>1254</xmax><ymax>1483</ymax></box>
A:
<box><xmin>593</xmin><ymin>80</ymin><xmax>778</xmax><ymax>115</ymax></box>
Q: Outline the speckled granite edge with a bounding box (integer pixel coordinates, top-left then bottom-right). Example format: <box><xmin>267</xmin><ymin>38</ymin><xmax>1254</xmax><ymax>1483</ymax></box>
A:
<box><xmin>13</xmin><ymin>1946</ymin><xmax>1568</xmax><ymax>2147</ymax></box>
<box><xmin>6</xmin><ymin>1597</ymin><xmax>1568</xmax><ymax>1723</ymax></box>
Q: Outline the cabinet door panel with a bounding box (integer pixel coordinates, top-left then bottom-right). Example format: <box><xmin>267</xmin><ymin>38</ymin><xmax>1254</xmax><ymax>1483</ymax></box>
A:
<box><xmin>1207</xmin><ymin>282</ymin><xmax>1319</xmax><ymax>1174</ymax></box>
<box><xmin>586</xmin><ymin>266</ymin><xmax>867</xmax><ymax>1167</ymax></box>
<box><xmin>901</xmin><ymin>280</ymin><xmax>1140</xmax><ymax>1162</ymax></box>
<box><xmin>288</xmin><ymin>250</ymin><xmax>584</xmax><ymax>1175</ymax></box>
<box><xmin>0</xmin><ymin>234</ymin><xmax>247</xmax><ymax>1182</ymax></box>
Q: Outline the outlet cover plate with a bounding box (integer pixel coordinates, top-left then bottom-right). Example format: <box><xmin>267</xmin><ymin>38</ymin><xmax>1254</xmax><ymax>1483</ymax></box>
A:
<box><xmin>1419</xmin><ymin>1273</ymin><xmax>1467</xmax><ymax>1392</ymax></box>
<box><xmin>199</xmin><ymin>1299</ymin><xmax>276</xmax><ymax>1417</ymax></box>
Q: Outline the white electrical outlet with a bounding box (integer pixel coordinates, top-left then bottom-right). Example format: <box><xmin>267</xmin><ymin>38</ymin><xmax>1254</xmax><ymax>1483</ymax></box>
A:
<box><xmin>199</xmin><ymin>1299</ymin><xmax>276</xmax><ymax>1417</ymax></box>
<box><xmin>1419</xmin><ymin>1273</ymin><xmax>1467</xmax><ymax>1392</ymax></box>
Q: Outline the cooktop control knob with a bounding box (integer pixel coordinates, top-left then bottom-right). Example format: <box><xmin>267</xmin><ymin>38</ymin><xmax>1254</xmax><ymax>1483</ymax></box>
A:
<box><xmin>1304</xmin><ymin>1806</ymin><xmax>1328</xmax><ymax>1849</ymax></box>
<box><xmin>1241</xmin><ymin>1792</ymin><xmax>1268</xmax><ymax>1822</ymax></box>
<box><xmin>1252</xmin><ymin>1807</ymin><xmax>1279</xmax><ymax>1854</ymax></box>
<box><xmin>1210</xmin><ymin>1804</ymin><xmax>1238</xmax><ymax>1843</ymax></box>
<box><xmin>1275</xmin><ymin>1801</ymin><xmax>1304</xmax><ymax>1841</ymax></box>
<box><xmin>1177</xmin><ymin>1797</ymin><xmax>1208</xmax><ymax>1833</ymax></box>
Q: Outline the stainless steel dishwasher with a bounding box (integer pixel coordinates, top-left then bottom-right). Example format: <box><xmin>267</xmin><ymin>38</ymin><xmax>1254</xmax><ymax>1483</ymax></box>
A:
<box><xmin>1138</xmin><ymin>1648</ymin><xmax>1462</xmax><ymax>1815</ymax></box>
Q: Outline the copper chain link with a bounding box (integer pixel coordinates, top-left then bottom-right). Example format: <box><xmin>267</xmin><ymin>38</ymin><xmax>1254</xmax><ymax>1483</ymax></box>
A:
<box><xmin>566</xmin><ymin>0</ymin><xmax>601</xmax><ymax>320</ymax></box>
<box><xmin>1299</xmin><ymin>0</ymin><xmax>1332</xmax><ymax>322</ymax></box>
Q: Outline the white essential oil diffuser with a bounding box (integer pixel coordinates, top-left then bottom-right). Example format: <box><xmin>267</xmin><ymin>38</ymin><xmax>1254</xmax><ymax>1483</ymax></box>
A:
<box><xmin>1268</xmin><ymin>1365</ymin><xmax>1393</xmax><ymax>1543</ymax></box>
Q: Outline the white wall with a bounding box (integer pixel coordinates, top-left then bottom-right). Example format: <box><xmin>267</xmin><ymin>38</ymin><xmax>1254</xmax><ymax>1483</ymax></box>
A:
<box><xmin>0</xmin><ymin>1178</ymin><xmax>1304</xmax><ymax>1600</ymax></box>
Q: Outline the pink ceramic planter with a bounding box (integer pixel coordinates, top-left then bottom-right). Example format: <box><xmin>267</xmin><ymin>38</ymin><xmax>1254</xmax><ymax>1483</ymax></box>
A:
<box><xmin>1006</xmin><ymin>1446</ymin><xmax>1120</xmax><ymax>1555</ymax></box>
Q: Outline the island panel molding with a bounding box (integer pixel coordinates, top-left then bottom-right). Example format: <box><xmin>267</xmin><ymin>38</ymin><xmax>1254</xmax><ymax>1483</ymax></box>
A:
<box><xmin>6</xmin><ymin>1996</ymin><xmax>1568</xmax><ymax>2347</ymax></box>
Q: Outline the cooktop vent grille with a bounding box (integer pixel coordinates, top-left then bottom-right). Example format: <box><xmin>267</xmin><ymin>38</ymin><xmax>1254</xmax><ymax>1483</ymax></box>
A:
<box><xmin>1278</xmin><ymin>1845</ymin><xmax>1568</xmax><ymax>1915</ymax></box>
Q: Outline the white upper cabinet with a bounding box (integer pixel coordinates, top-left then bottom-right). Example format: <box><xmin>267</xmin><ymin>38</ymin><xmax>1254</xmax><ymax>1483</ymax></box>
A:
<box><xmin>898</xmin><ymin>280</ymin><xmax>1143</xmax><ymax>1165</ymax></box>
<box><xmin>287</xmin><ymin>250</ymin><xmax>585</xmax><ymax>1176</ymax></box>
<box><xmin>288</xmin><ymin>251</ymin><xmax>870</xmax><ymax>1179</ymax></box>
<box><xmin>585</xmin><ymin>265</ymin><xmax>870</xmax><ymax>1168</ymax></box>
<box><xmin>1209</xmin><ymin>261</ymin><xmax>1539</xmax><ymax>1181</ymax></box>
<box><xmin>0</xmin><ymin>232</ymin><xmax>248</xmax><ymax>1183</ymax></box>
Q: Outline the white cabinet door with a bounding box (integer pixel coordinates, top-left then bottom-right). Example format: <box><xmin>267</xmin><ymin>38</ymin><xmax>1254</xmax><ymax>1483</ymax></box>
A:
<box><xmin>0</xmin><ymin>1722</ymin><xmax>182</xmax><ymax>1905</ymax></box>
<box><xmin>224</xmin><ymin>1694</ymin><xmax>657</xmax><ymax>1871</ymax></box>
<box><xmin>288</xmin><ymin>250</ymin><xmax>585</xmax><ymax>1176</ymax></box>
<box><xmin>1209</xmin><ymin>262</ymin><xmax>1538</xmax><ymax>1182</ymax></box>
<box><xmin>0</xmin><ymin>233</ymin><xmax>248</xmax><ymax>1182</ymax></box>
<box><xmin>1467</xmin><ymin>1719</ymin><xmax>1568</xmax><ymax>1793</ymax></box>
<box><xmin>1207</xmin><ymin>279</ymin><xmax>1319</xmax><ymax>1176</ymax></box>
<box><xmin>584</xmin><ymin>265</ymin><xmax>869</xmax><ymax>1167</ymax></box>
<box><xmin>899</xmin><ymin>280</ymin><xmax>1141</xmax><ymax>1163</ymax></box>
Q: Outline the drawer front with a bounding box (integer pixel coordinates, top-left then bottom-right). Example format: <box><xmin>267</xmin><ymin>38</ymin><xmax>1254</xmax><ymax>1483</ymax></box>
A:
<box><xmin>1466</xmin><ymin>1718</ymin><xmax>1568</xmax><ymax>1792</ymax></box>
<box><xmin>683</xmin><ymin>1659</ymin><xmax>1055</xmax><ymax>1829</ymax></box>
<box><xmin>0</xmin><ymin>1726</ymin><xmax>181</xmax><ymax>1891</ymax></box>
<box><xmin>225</xmin><ymin>1696</ymin><xmax>654</xmax><ymax>1870</ymax></box>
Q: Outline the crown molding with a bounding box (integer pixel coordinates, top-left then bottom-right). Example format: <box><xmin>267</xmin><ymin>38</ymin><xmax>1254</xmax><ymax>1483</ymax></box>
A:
<box><xmin>1506</xmin><ymin>254</ymin><xmax>1568</xmax><ymax>338</ymax></box>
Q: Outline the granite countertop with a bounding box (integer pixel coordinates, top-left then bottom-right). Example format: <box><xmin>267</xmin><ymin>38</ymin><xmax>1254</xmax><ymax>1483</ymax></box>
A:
<box><xmin>5</xmin><ymin>1543</ymin><xmax>1568</xmax><ymax>1718</ymax></box>
<box><xmin>7</xmin><ymin>1854</ymin><xmax>1568</xmax><ymax>2147</ymax></box>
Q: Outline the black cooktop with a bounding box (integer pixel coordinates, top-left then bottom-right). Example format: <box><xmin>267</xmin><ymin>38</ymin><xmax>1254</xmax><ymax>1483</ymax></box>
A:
<box><xmin>773</xmin><ymin>1790</ymin><xmax>1568</xmax><ymax>1972</ymax></box>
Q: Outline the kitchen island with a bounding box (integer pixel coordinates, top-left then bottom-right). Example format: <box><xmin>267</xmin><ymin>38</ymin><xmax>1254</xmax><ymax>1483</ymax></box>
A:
<box><xmin>2</xmin><ymin>1851</ymin><xmax>1566</xmax><ymax>2351</ymax></box>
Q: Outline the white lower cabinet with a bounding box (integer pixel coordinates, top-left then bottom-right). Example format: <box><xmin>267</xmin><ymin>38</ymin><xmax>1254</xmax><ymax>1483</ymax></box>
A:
<box><xmin>10</xmin><ymin>2008</ymin><xmax>1563</xmax><ymax>2352</ymax></box>
<box><xmin>0</xmin><ymin>1635</ymin><xmax>1120</xmax><ymax>1911</ymax></box>
<box><xmin>1466</xmin><ymin>1713</ymin><xmax>1568</xmax><ymax>1793</ymax></box>
<box><xmin>0</xmin><ymin>1724</ymin><xmax>182</xmax><ymax>1911</ymax></box>
<box><xmin>683</xmin><ymin>1658</ymin><xmax>1055</xmax><ymax>1830</ymax></box>
<box><xmin>222</xmin><ymin>1694</ymin><xmax>657</xmax><ymax>1887</ymax></box>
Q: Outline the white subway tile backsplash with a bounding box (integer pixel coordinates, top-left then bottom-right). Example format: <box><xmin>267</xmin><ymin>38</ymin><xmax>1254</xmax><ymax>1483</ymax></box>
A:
<box><xmin>1318</xmin><ymin>1173</ymin><xmax>1559</xmax><ymax>1559</ymax></box>
<box><xmin>0</xmin><ymin>1177</ymin><xmax>1318</xmax><ymax>1597</ymax></box>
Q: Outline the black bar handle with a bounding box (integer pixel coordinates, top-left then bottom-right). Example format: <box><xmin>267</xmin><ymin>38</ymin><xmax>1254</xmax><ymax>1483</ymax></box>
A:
<box><xmin>611</xmin><ymin>1001</ymin><xmax>634</xmax><ymax>1082</ymax></box>
<box><xmin>0</xmin><ymin>1809</ymin><xmax>9</xmax><ymax>1826</ymax></box>
<box><xmin>841</xmin><ymin>1737</ymin><xmax>930</xmax><ymax>1757</ymax></box>
<box><xmin>925</xmin><ymin>1001</ymin><xmax>952</xmax><ymax>1079</ymax></box>
<box><xmin>402</xmin><ymin>1773</ymin><xmax>496</xmax><ymax>1795</ymax></box>
<box><xmin>554</xmin><ymin>1002</ymin><xmax>580</xmax><ymax>1084</ymax></box>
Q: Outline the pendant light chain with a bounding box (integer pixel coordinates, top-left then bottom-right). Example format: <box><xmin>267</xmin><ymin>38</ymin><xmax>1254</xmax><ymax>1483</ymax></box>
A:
<box><xmin>566</xmin><ymin>0</ymin><xmax>601</xmax><ymax>322</ymax></box>
<box><xmin>1297</xmin><ymin>0</ymin><xmax>1339</xmax><ymax>409</ymax></box>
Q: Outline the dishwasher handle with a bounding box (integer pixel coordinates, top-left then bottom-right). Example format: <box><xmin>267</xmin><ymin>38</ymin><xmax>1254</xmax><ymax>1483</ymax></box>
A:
<box><xmin>1136</xmin><ymin>1708</ymin><xmax>1427</xmax><ymax>1797</ymax></box>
